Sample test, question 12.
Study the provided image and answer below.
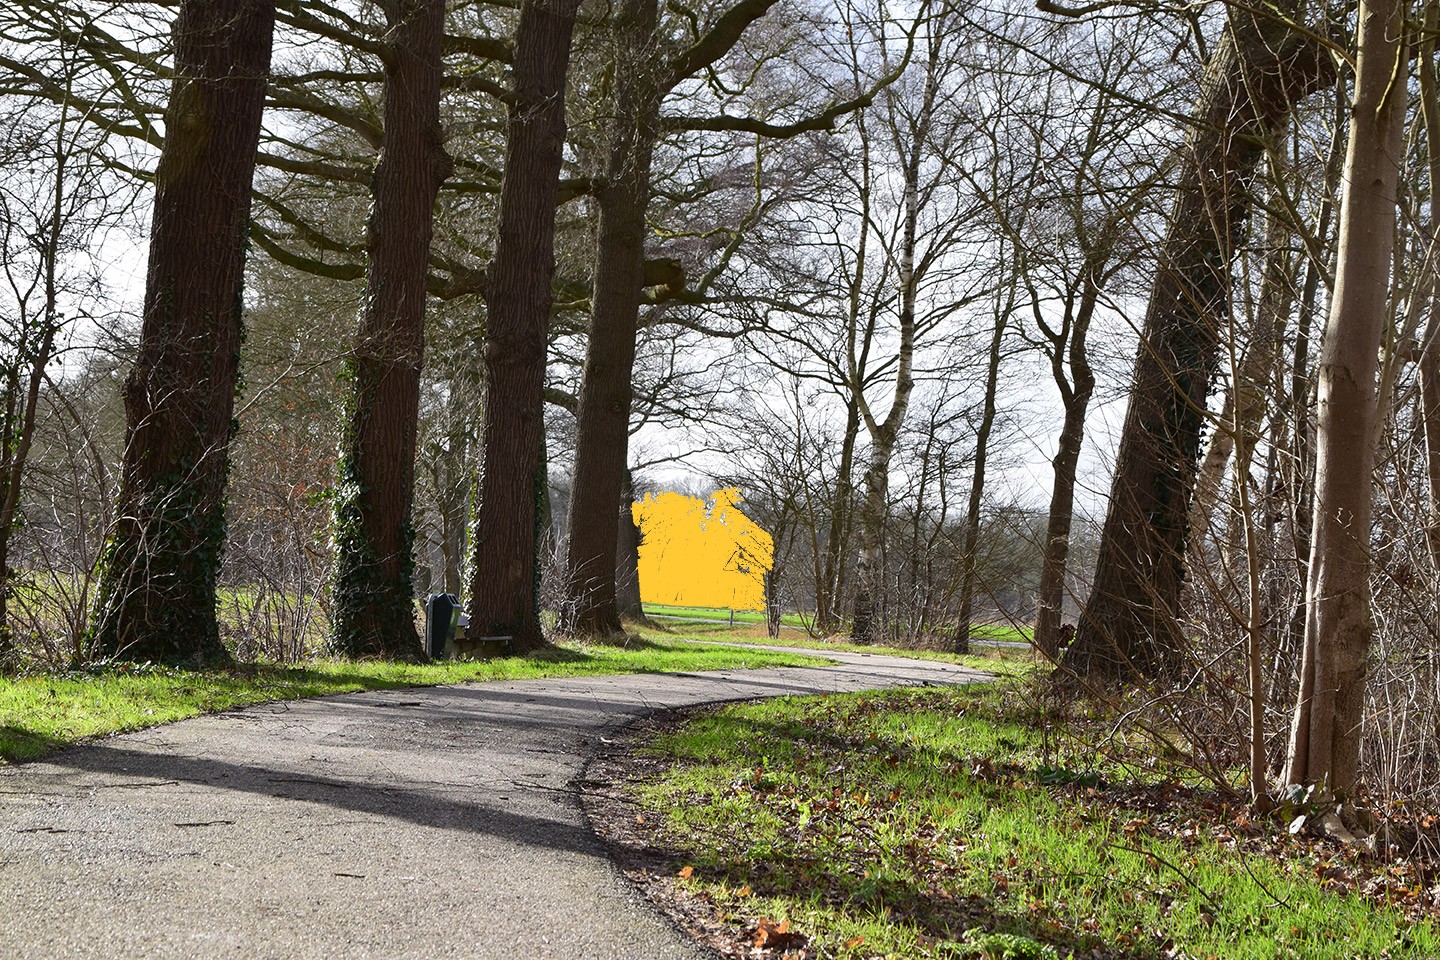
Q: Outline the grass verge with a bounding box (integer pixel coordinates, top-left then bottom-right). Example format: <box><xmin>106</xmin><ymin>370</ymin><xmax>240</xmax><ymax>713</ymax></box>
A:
<box><xmin>633</xmin><ymin>683</ymin><xmax>1435</xmax><ymax>959</ymax></box>
<box><xmin>0</xmin><ymin>638</ymin><xmax>827</xmax><ymax>764</ymax></box>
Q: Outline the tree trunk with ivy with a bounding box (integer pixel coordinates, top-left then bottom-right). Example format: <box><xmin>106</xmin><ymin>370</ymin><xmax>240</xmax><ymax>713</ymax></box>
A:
<box><xmin>90</xmin><ymin>0</ymin><xmax>274</xmax><ymax>664</ymax></box>
<box><xmin>330</xmin><ymin>0</ymin><xmax>449</xmax><ymax>659</ymax></box>
<box><xmin>1062</xmin><ymin>9</ymin><xmax>1329</xmax><ymax>680</ymax></box>
<box><xmin>465</xmin><ymin>0</ymin><xmax>581</xmax><ymax>653</ymax></box>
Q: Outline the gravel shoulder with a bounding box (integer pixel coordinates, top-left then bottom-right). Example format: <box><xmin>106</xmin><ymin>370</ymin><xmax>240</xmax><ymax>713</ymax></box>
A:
<box><xmin>0</xmin><ymin>651</ymin><xmax>984</xmax><ymax>960</ymax></box>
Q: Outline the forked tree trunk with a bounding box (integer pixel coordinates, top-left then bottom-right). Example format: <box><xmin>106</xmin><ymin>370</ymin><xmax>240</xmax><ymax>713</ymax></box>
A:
<box><xmin>1285</xmin><ymin>0</ymin><xmax>1408</xmax><ymax>801</ymax></box>
<box><xmin>954</xmin><ymin>304</ymin><xmax>1008</xmax><ymax>654</ymax></box>
<box><xmin>465</xmin><ymin>0</ymin><xmax>582</xmax><ymax>652</ymax></box>
<box><xmin>331</xmin><ymin>0</ymin><xmax>449</xmax><ymax>659</ymax></box>
<box><xmin>1063</xmin><ymin>10</ymin><xmax>1328</xmax><ymax>680</ymax></box>
<box><xmin>561</xmin><ymin>0</ymin><xmax>661</xmax><ymax>636</ymax></box>
<box><xmin>849</xmin><ymin>60</ymin><xmax>931</xmax><ymax>644</ymax></box>
<box><xmin>1033</xmin><ymin>268</ymin><xmax>1099</xmax><ymax>659</ymax></box>
<box><xmin>90</xmin><ymin>0</ymin><xmax>274</xmax><ymax>664</ymax></box>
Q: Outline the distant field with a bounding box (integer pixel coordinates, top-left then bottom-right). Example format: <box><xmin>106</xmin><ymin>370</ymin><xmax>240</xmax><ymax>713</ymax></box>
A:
<box><xmin>642</xmin><ymin>603</ymin><xmax>808</xmax><ymax>627</ymax></box>
<box><xmin>641</xmin><ymin>604</ymin><xmax>1033</xmax><ymax>644</ymax></box>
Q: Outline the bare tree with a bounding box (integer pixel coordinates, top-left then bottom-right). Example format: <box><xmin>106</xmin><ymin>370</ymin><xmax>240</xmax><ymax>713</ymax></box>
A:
<box><xmin>0</xmin><ymin>89</ymin><xmax>116</xmax><ymax>667</ymax></box>
<box><xmin>1063</xmin><ymin>4</ymin><xmax>1329</xmax><ymax>680</ymax></box>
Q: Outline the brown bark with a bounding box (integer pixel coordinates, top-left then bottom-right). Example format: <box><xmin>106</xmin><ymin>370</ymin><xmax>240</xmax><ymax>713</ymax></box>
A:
<box><xmin>90</xmin><ymin>0</ymin><xmax>274</xmax><ymax>664</ymax></box>
<box><xmin>331</xmin><ymin>0</ymin><xmax>449</xmax><ymax>659</ymax></box>
<box><xmin>1418</xmin><ymin>0</ymin><xmax>1440</xmax><ymax>571</ymax></box>
<box><xmin>465</xmin><ymin>0</ymin><xmax>581</xmax><ymax>652</ymax></box>
<box><xmin>954</xmin><ymin>299</ymin><xmax>1009</xmax><ymax>654</ymax></box>
<box><xmin>615</xmin><ymin>470</ymin><xmax>645</xmax><ymax>620</ymax></box>
<box><xmin>814</xmin><ymin>398</ymin><xmax>859</xmax><ymax>633</ymax></box>
<box><xmin>561</xmin><ymin>0</ymin><xmax>790</xmax><ymax>637</ymax></box>
<box><xmin>1033</xmin><ymin>265</ymin><xmax>1100</xmax><ymax>659</ymax></box>
<box><xmin>1189</xmin><ymin>209</ymin><xmax>1294</xmax><ymax>541</ymax></box>
<box><xmin>1285</xmin><ymin>0</ymin><xmax>1408</xmax><ymax>799</ymax></box>
<box><xmin>561</xmin><ymin>0</ymin><xmax>661</xmax><ymax>637</ymax></box>
<box><xmin>1063</xmin><ymin>10</ymin><xmax>1329</xmax><ymax>680</ymax></box>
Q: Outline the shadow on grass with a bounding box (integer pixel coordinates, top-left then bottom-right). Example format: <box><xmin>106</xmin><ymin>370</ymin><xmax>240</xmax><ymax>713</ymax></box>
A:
<box><xmin>0</xmin><ymin>725</ymin><xmax>68</xmax><ymax>763</ymax></box>
<box><xmin>691</xmin><ymin>847</ymin><xmax>1140</xmax><ymax>959</ymax></box>
<box><xmin>628</xmin><ymin>694</ymin><xmax>1156</xmax><ymax>960</ymax></box>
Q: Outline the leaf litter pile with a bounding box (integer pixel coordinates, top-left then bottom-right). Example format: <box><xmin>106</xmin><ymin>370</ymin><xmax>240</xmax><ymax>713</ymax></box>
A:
<box><xmin>581</xmin><ymin>685</ymin><xmax>1438</xmax><ymax>960</ymax></box>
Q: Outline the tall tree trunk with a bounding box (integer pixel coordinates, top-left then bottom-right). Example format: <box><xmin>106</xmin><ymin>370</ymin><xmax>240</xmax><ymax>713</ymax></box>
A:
<box><xmin>331</xmin><ymin>0</ymin><xmax>449</xmax><ymax>659</ymax></box>
<box><xmin>850</xmin><ymin>442</ymin><xmax>894</xmax><ymax>645</ymax></box>
<box><xmin>954</xmin><ymin>302</ymin><xmax>1009</xmax><ymax>653</ymax></box>
<box><xmin>561</xmin><ymin>0</ymin><xmax>661</xmax><ymax>637</ymax></box>
<box><xmin>1063</xmin><ymin>11</ymin><xmax>1328</xmax><ymax>680</ymax></box>
<box><xmin>849</xmin><ymin>59</ymin><xmax>932</xmax><ymax>644</ymax></box>
<box><xmin>1034</xmin><ymin>270</ymin><xmax>1099</xmax><ymax>659</ymax></box>
<box><xmin>848</xmin><ymin>260</ymin><xmax>914</xmax><ymax>645</ymax></box>
<box><xmin>1416</xmin><ymin>0</ymin><xmax>1440</xmax><ymax>571</ymax></box>
<box><xmin>815</xmin><ymin>397</ymin><xmax>859</xmax><ymax>633</ymax></box>
<box><xmin>465</xmin><ymin>0</ymin><xmax>581</xmax><ymax>652</ymax></box>
<box><xmin>1284</xmin><ymin>99</ymin><xmax>1344</xmax><ymax>673</ymax></box>
<box><xmin>1189</xmin><ymin>205</ymin><xmax>1295</xmax><ymax>539</ymax></box>
<box><xmin>615</xmin><ymin>469</ymin><xmax>645</xmax><ymax>620</ymax></box>
<box><xmin>90</xmin><ymin>0</ymin><xmax>274</xmax><ymax>664</ymax></box>
<box><xmin>1285</xmin><ymin>0</ymin><xmax>1408</xmax><ymax>801</ymax></box>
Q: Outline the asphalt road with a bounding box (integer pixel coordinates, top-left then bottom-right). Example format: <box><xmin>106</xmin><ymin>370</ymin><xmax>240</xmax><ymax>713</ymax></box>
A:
<box><xmin>0</xmin><ymin>651</ymin><xmax>986</xmax><ymax>960</ymax></box>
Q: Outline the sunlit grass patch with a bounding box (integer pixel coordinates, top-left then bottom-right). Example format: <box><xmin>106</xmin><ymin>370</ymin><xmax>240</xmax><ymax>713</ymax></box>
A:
<box><xmin>638</xmin><ymin>685</ymin><xmax>1435</xmax><ymax>959</ymax></box>
<box><xmin>0</xmin><ymin>639</ymin><xmax>827</xmax><ymax>764</ymax></box>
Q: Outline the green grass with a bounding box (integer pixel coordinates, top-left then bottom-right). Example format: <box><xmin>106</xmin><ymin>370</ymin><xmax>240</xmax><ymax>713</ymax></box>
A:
<box><xmin>0</xmin><ymin>639</ymin><xmax>827</xmax><ymax>764</ymax></box>
<box><xmin>638</xmin><ymin>684</ymin><xmax>1434</xmax><ymax>960</ymax></box>
<box><xmin>636</xmin><ymin>620</ymin><xmax>1036</xmax><ymax>680</ymax></box>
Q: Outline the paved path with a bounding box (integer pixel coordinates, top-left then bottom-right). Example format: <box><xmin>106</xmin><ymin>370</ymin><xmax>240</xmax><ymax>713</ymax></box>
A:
<box><xmin>0</xmin><ymin>651</ymin><xmax>985</xmax><ymax>960</ymax></box>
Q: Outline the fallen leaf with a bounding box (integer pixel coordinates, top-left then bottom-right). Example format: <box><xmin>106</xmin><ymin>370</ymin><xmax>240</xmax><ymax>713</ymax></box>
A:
<box><xmin>678</xmin><ymin>865</ymin><xmax>694</xmax><ymax>880</ymax></box>
<box><xmin>754</xmin><ymin>918</ymin><xmax>807</xmax><ymax>951</ymax></box>
<box><xmin>737</xmin><ymin>885</ymin><xmax>752</xmax><ymax>897</ymax></box>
